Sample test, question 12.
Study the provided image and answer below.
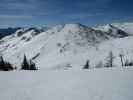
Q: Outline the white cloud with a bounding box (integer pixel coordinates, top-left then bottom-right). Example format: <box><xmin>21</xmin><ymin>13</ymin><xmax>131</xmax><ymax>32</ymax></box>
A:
<box><xmin>0</xmin><ymin>15</ymin><xmax>33</xmax><ymax>19</ymax></box>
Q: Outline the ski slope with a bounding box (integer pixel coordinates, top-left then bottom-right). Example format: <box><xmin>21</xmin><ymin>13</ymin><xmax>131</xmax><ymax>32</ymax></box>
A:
<box><xmin>0</xmin><ymin>68</ymin><xmax>133</xmax><ymax>100</ymax></box>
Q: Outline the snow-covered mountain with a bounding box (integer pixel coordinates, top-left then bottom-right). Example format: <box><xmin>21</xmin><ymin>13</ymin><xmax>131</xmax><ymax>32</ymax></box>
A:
<box><xmin>95</xmin><ymin>22</ymin><xmax>133</xmax><ymax>35</ymax></box>
<box><xmin>111</xmin><ymin>22</ymin><xmax>133</xmax><ymax>34</ymax></box>
<box><xmin>0</xmin><ymin>27</ymin><xmax>21</xmax><ymax>39</ymax></box>
<box><xmin>94</xmin><ymin>24</ymin><xmax>129</xmax><ymax>38</ymax></box>
<box><xmin>0</xmin><ymin>23</ymin><xmax>132</xmax><ymax>69</ymax></box>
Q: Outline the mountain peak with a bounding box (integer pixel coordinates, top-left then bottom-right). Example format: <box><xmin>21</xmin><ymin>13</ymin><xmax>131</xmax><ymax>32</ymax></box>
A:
<box><xmin>0</xmin><ymin>22</ymin><xmax>132</xmax><ymax>69</ymax></box>
<box><xmin>95</xmin><ymin>23</ymin><xmax>129</xmax><ymax>38</ymax></box>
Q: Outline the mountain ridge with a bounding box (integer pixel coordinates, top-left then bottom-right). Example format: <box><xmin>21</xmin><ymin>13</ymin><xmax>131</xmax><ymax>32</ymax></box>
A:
<box><xmin>0</xmin><ymin>22</ymin><xmax>132</xmax><ymax>69</ymax></box>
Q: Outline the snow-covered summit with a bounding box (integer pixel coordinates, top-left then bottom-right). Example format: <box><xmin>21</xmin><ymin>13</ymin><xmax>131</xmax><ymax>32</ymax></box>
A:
<box><xmin>112</xmin><ymin>22</ymin><xmax>133</xmax><ymax>35</ymax></box>
<box><xmin>95</xmin><ymin>24</ymin><xmax>129</xmax><ymax>38</ymax></box>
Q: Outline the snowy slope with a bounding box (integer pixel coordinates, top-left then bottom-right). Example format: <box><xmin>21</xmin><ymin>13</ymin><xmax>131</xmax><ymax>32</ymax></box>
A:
<box><xmin>113</xmin><ymin>22</ymin><xmax>133</xmax><ymax>34</ymax></box>
<box><xmin>0</xmin><ymin>23</ymin><xmax>132</xmax><ymax>69</ymax></box>
<box><xmin>94</xmin><ymin>24</ymin><xmax>129</xmax><ymax>38</ymax></box>
<box><xmin>0</xmin><ymin>68</ymin><xmax>133</xmax><ymax>100</ymax></box>
<box><xmin>95</xmin><ymin>22</ymin><xmax>133</xmax><ymax>35</ymax></box>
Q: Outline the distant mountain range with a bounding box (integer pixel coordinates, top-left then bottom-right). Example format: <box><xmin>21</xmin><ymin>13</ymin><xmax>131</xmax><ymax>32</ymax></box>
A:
<box><xmin>0</xmin><ymin>27</ymin><xmax>21</xmax><ymax>38</ymax></box>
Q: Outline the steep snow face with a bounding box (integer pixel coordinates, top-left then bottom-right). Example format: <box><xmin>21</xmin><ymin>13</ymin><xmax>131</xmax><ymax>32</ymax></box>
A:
<box><xmin>0</xmin><ymin>27</ymin><xmax>47</xmax><ymax>61</ymax></box>
<box><xmin>14</xmin><ymin>27</ymin><xmax>47</xmax><ymax>37</ymax></box>
<box><xmin>96</xmin><ymin>22</ymin><xmax>133</xmax><ymax>35</ymax></box>
<box><xmin>112</xmin><ymin>22</ymin><xmax>133</xmax><ymax>35</ymax></box>
<box><xmin>0</xmin><ymin>23</ymin><xmax>132</xmax><ymax>69</ymax></box>
<box><xmin>56</xmin><ymin>24</ymin><xmax>109</xmax><ymax>45</ymax></box>
<box><xmin>95</xmin><ymin>24</ymin><xmax>129</xmax><ymax>38</ymax></box>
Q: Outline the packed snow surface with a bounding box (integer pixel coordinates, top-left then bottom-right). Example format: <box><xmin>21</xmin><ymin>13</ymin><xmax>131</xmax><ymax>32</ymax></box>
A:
<box><xmin>0</xmin><ymin>68</ymin><xmax>133</xmax><ymax>100</ymax></box>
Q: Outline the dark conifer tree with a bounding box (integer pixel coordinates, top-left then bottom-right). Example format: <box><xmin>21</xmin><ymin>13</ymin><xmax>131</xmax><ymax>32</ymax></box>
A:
<box><xmin>105</xmin><ymin>51</ymin><xmax>114</xmax><ymax>67</ymax></box>
<box><xmin>0</xmin><ymin>56</ymin><xmax>5</xmax><ymax>65</ymax></box>
<box><xmin>21</xmin><ymin>54</ymin><xmax>30</xmax><ymax>70</ymax></box>
<box><xmin>29</xmin><ymin>60</ymin><xmax>37</xmax><ymax>70</ymax></box>
<box><xmin>83</xmin><ymin>60</ymin><xmax>90</xmax><ymax>69</ymax></box>
<box><xmin>0</xmin><ymin>56</ymin><xmax>5</xmax><ymax>70</ymax></box>
<box><xmin>0</xmin><ymin>56</ymin><xmax>14</xmax><ymax>71</ymax></box>
<box><xmin>119</xmin><ymin>54</ymin><xmax>124</xmax><ymax>67</ymax></box>
<box><xmin>4</xmin><ymin>62</ymin><xmax>14</xmax><ymax>71</ymax></box>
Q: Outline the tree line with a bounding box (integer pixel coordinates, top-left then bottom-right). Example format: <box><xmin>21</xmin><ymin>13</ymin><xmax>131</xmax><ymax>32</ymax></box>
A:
<box><xmin>0</xmin><ymin>51</ymin><xmax>132</xmax><ymax>71</ymax></box>
<box><xmin>83</xmin><ymin>51</ymin><xmax>133</xmax><ymax>69</ymax></box>
<box><xmin>0</xmin><ymin>54</ymin><xmax>37</xmax><ymax>71</ymax></box>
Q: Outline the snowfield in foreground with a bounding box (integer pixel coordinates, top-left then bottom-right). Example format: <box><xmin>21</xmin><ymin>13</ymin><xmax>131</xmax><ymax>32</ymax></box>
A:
<box><xmin>0</xmin><ymin>68</ymin><xmax>133</xmax><ymax>100</ymax></box>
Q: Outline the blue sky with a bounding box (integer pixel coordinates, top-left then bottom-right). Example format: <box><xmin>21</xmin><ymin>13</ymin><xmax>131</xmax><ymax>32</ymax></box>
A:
<box><xmin>0</xmin><ymin>0</ymin><xmax>133</xmax><ymax>27</ymax></box>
